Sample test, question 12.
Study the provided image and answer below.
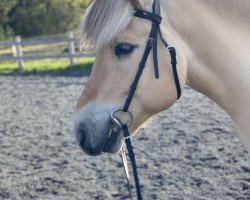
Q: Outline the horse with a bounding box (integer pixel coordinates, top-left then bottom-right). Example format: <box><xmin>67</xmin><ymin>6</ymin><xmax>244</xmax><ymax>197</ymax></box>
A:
<box><xmin>74</xmin><ymin>0</ymin><xmax>250</xmax><ymax>156</ymax></box>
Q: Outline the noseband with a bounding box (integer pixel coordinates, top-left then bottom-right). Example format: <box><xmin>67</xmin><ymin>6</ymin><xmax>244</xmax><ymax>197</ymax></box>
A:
<box><xmin>111</xmin><ymin>0</ymin><xmax>181</xmax><ymax>199</ymax></box>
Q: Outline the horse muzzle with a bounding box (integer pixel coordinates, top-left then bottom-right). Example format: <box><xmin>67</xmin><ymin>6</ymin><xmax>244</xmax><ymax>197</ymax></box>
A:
<box><xmin>74</xmin><ymin>102</ymin><xmax>123</xmax><ymax>156</ymax></box>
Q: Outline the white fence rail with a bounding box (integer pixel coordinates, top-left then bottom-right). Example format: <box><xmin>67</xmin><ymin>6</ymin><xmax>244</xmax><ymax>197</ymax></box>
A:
<box><xmin>0</xmin><ymin>32</ymin><xmax>95</xmax><ymax>73</ymax></box>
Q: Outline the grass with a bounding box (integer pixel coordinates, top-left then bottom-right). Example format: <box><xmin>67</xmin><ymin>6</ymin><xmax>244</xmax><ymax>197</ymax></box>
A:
<box><xmin>0</xmin><ymin>35</ymin><xmax>94</xmax><ymax>75</ymax></box>
<box><xmin>0</xmin><ymin>57</ymin><xmax>95</xmax><ymax>74</ymax></box>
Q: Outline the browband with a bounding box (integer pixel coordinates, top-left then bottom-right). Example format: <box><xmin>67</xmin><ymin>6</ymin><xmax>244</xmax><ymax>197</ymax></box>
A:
<box><xmin>134</xmin><ymin>10</ymin><xmax>162</xmax><ymax>23</ymax></box>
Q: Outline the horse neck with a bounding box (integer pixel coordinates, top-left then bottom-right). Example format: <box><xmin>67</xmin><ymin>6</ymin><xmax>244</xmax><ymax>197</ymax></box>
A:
<box><xmin>161</xmin><ymin>0</ymin><xmax>250</xmax><ymax>129</ymax></box>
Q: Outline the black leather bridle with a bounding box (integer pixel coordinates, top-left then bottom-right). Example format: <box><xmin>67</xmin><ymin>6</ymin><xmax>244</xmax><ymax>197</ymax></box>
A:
<box><xmin>111</xmin><ymin>0</ymin><xmax>181</xmax><ymax>199</ymax></box>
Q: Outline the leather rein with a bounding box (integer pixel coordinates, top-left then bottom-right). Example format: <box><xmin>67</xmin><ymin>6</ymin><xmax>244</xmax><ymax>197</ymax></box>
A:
<box><xmin>111</xmin><ymin>0</ymin><xmax>181</xmax><ymax>199</ymax></box>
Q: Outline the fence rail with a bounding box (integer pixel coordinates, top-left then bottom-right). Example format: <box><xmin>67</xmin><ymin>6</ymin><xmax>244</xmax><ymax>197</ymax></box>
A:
<box><xmin>0</xmin><ymin>32</ymin><xmax>95</xmax><ymax>73</ymax></box>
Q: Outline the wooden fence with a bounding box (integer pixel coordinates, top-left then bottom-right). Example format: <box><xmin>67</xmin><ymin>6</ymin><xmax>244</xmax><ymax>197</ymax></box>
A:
<box><xmin>0</xmin><ymin>32</ymin><xmax>95</xmax><ymax>73</ymax></box>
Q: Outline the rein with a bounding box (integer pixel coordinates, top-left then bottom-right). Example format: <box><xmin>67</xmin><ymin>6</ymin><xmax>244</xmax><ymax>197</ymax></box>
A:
<box><xmin>111</xmin><ymin>0</ymin><xmax>181</xmax><ymax>199</ymax></box>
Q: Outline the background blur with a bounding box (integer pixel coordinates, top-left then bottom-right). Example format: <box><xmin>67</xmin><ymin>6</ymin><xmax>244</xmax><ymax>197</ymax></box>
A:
<box><xmin>0</xmin><ymin>0</ymin><xmax>91</xmax><ymax>40</ymax></box>
<box><xmin>0</xmin><ymin>0</ymin><xmax>93</xmax><ymax>75</ymax></box>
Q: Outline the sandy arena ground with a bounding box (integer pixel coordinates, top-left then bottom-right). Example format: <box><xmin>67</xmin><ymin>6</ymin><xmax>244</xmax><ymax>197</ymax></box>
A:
<box><xmin>0</xmin><ymin>75</ymin><xmax>249</xmax><ymax>200</ymax></box>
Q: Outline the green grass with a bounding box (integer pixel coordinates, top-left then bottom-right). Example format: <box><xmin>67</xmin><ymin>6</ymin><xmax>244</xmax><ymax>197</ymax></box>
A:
<box><xmin>0</xmin><ymin>57</ymin><xmax>95</xmax><ymax>74</ymax></box>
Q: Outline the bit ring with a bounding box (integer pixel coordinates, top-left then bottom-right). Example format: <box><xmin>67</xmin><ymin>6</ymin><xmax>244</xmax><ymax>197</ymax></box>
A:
<box><xmin>111</xmin><ymin>109</ymin><xmax>133</xmax><ymax>129</ymax></box>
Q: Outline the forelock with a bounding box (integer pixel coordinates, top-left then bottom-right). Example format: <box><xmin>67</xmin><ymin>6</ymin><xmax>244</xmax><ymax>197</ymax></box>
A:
<box><xmin>81</xmin><ymin>0</ymin><xmax>134</xmax><ymax>51</ymax></box>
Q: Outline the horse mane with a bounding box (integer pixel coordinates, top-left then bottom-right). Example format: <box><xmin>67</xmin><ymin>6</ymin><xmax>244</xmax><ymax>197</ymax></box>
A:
<box><xmin>81</xmin><ymin>0</ymin><xmax>154</xmax><ymax>50</ymax></box>
<box><xmin>81</xmin><ymin>0</ymin><xmax>133</xmax><ymax>50</ymax></box>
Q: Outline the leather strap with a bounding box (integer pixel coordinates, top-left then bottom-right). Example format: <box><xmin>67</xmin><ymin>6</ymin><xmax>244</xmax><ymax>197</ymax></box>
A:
<box><xmin>134</xmin><ymin>10</ymin><xmax>162</xmax><ymax>23</ymax></box>
<box><xmin>134</xmin><ymin>6</ymin><xmax>182</xmax><ymax>99</ymax></box>
<box><xmin>121</xmin><ymin>1</ymin><xmax>182</xmax><ymax>200</ymax></box>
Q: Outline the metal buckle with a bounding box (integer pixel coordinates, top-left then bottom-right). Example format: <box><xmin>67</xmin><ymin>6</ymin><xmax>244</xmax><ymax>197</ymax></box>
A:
<box><xmin>111</xmin><ymin>109</ymin><xmax>133</xmax><ymax>129</ymax></box>
<box><xmin>167</xmin><ymin>45</ymin><xmax>173</xmax><ymax>50</ymax></box>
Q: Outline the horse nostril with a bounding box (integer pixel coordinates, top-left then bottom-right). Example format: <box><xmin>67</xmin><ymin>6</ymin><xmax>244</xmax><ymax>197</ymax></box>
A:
<box><xmin>79</xmin><ymin>127</ymin><xmax>86</xmax><ymax>146</ymax></box>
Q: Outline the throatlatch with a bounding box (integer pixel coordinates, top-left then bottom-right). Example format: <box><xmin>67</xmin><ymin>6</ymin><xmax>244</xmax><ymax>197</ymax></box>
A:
<box><xmin>111</xmin><ymin>0</ymin><xmax>182</xmax><ymax>199</ymax></box>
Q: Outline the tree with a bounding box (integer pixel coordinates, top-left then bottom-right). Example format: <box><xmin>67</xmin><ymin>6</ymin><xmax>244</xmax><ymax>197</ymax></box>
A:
<box><xmin>0</xmin><ymin>0</ymin><xmax>17</xmax><ymax>39</ymax></box>
<box><xmin>0</xmin><ymin>0</ymin><xmax>91</xmax><ymax>38</ymax></box>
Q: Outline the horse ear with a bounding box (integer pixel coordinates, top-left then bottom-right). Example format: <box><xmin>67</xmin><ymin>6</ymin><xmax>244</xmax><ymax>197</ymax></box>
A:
<box><xmin>130</xmin><ymin>0</ymin><xmax>143</xmax><ymax>9</ymax></box>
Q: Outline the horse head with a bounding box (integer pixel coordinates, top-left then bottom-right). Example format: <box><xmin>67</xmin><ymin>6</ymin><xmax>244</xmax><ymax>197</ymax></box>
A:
<box><xmin>74</xmin><ymin>0</ymin><xmax>187</xmax><ymax>156</ymax></box>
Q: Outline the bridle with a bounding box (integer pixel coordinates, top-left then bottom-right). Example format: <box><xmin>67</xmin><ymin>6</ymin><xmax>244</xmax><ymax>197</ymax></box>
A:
<box><xmin>110</xmin><ymin>0</ymin><xmax>181</xmax><ymax>199</ymax></box>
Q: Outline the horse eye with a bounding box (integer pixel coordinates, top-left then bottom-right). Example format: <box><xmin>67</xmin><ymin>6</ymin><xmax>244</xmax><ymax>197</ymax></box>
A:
<box><xmin>114</xmin><ymin>43</ymin><xmax>136</xmax><ymax>57</ymax></box>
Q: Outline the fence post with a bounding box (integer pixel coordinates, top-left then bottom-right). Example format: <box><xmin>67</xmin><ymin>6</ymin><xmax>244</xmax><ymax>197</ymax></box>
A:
<box><xmin>67</xmin><ymin>31</ymin><xmax>76</xmax><ymax>68</ymax></box>
<box><xmin>12</xmin><ymin>36</ymin><xmax>24</xmax><ymax>73</ymax></box>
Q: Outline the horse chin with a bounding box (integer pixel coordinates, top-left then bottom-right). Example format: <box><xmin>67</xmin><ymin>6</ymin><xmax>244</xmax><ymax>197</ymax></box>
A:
<box><xmin>103</xmin><ymin>129</ymin><xmax>123</xmax><ymax>154</ymax></box>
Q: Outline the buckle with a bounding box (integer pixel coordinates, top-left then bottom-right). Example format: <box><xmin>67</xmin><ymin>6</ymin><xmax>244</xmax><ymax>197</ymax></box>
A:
<box><xmin>167</xmin><ymin>45</ymin><xmax>174</xmax><ymax>50</ymax></box>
